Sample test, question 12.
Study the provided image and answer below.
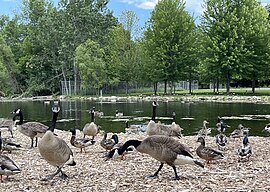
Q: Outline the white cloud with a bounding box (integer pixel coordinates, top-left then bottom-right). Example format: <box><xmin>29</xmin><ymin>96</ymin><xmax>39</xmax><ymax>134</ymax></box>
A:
<box><xmin>120</xmin><ymin>0</ymin><xmax>158</xmax><ymax>10</ymax></box>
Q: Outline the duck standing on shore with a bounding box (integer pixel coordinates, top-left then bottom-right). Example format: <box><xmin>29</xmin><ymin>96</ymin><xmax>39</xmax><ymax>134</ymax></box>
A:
<box><xmin>237</xmin><ymin>135</ymin><xmax>252</xmax><ymax>162</ymax></box>
<box><xmin>196</xmin><ymin>137</ymin><xmax>224</xmax><ymax>164</ymax></box>
<box><xmin>69</xmin><ymin>128</ymin><xmax>95</xmax><ymax>153</ymax></box>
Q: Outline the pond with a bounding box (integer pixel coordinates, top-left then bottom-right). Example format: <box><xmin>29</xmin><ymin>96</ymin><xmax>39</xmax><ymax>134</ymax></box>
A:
<box><xmin>0</xmin><ymin>100</ymin><xmax>269</xmax><ymax>137</ymax></box>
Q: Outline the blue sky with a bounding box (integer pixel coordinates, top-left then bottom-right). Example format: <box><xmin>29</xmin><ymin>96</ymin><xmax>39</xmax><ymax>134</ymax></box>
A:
<box><xmin>1</xmin><ymin>0</ymin><xmax>270</xmax><ymax>27</ymax></box>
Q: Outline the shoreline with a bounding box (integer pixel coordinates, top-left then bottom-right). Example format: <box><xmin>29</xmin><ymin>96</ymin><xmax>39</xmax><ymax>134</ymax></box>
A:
<box><xmin>1</xmin><ymin>94</ymin><xmax>270</xmax><ymax>104</ymax></box>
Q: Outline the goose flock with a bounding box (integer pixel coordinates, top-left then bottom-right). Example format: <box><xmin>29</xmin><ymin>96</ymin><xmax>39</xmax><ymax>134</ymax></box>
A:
<box><xmin>0</xmin><ymin>100</ymin><xmax>268</xmax><ymax>189</ymax></box>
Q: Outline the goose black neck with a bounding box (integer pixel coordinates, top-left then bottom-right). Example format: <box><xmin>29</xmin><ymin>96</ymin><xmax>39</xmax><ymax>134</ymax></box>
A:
<box><xmin>152</xmin><ymin>105</ymin><xmax>156</xmax><ymax>122</ymax></box>
<box><xmin>172</xmin><ymin>112</ymin><xmax>176</xmax><ymax>122</ymax></box>
<box><xmin>91</xmin><ymin>111</ymin><xmax>94</xmax><ymax>122</ymax></box>
<box><xmin>49</xmin><ymin>111</ymin><xmax>59</xmax><ymax>132</ymax></box>
<box><xmin>119</xmin><ymin>140</ymin><xmax>141</xmax><ymax>155</ymax></box>
<box><xmin>15</xmin><ymin>111</ymin><xmax>23</xmax><ymax>125</ymax></box>
<box><xmin>125</xmin><ymin>121</ymin><xmax>128</xmax><ymax>128</ymax></box>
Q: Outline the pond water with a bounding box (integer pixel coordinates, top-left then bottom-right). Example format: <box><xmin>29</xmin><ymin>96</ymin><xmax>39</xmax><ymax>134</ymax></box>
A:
<box><xmin>0</xmin><ymin>100</ymin><xmax>269</xmax><ymax>137</ymax></box>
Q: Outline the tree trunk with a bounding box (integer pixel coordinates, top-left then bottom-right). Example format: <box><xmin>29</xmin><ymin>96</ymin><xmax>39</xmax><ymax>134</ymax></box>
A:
<box><xmin>226</xmin><ymin>71</ymin><xmax>231</xmax><ymax>95</ymax></box>
<box><xmin>213</xmin><ymin>81</ymin><xmax>216</xmax><ymax>93</ymax></box>
<box><xmin>252</xmin><ymin>79</ymin><xmax>256</xmax><ymax>94</ymax></box>
<box><xmin>189</xmin><ymin>80</ymin><xmax>192</xmax><ymax>95</ymax></box>
<box><xmin>154</xmin><ymin>82</ymin><xmax>157</xmax><ymax>95</ymax></box>
<box><xmin>73</xmin><ymin>59</ymin><xmax>77</xmax><ymax>95</ymax></box>
<box><xmin>164</xmin><ymin>80</ymin><xmax>167</xmax><ymax>95</ymax></box>
<box><xmin>62</xmin><ymin>66</ymin><xmax>69</xmax><ymax>95</ymax></box>
<box><xmin>217</xmin><ymin>78</ymin><xmax>219</xmax><ymax>93</ymax></box>
<box><xmin>125</xmin><ymin>81</ymin><xmax>129</xmax><ymax>95</ymax></box>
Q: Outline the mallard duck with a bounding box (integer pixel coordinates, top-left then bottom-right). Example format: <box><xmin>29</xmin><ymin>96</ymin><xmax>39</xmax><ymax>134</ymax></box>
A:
<box><xmin>106</xmin><ymin>135</ymin><xmax>204</xmax><ymax>180</ymax></box>
<box><xmin>69</xmin><ymin>128</ymin><xmax>95</xmax><ymax>153</ymax></box>
<box><xmin>100</xmin><ymin>132</ymin><xmax>118</xmax><ymax>151</ymax></box>
<box><xmin>216</xmin><ymin>116</ymin><xmax>230</xmax><ymax>132</ymax></box>
<box><xmin>38</xmin><ymin>104</ymin><xmax>76</xmax><ymax>181</ymax></box>
<box><xmin>230</xmin><ymin>124</ymin><xmax>249</xmax><ymax>139</ymax></box>
<box><xmin>83</xmin><ymin>109</ymin><xmax>99</xmax><ymax>140</ymax></box>
<box><xmin>238</xmin><ymin>135</ymin><xmax>252</xmax><ymax>162</ymax></box>
<box><xmin>215</xmin><ymin>133</ymin><xmax>228</xmax><ymax>151</ymax></box>
<box><xmin>0</xmin><ymin>130</ymin><xmax>23</xmax><ymax>153</ymax></box>
<box><xmin>0</xmin><ymin>154</ymin><xmax>21</xmax><ymax>182</ymax></box>
<box><xmin>197</xmin><ymin>120</ymin><xmax>211</xmax><ymax>138</ymax></box>
<box><xmin>196</xmin><ymin>137</ymin><xmax>224</xmax><ymax>164</ymax></box>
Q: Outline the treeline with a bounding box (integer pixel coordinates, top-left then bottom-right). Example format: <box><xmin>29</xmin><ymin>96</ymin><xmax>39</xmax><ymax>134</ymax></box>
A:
<box><xmin>0</xmin><ymin>0</ymin><xmax>270</xmax><ymax>97</ymax></box>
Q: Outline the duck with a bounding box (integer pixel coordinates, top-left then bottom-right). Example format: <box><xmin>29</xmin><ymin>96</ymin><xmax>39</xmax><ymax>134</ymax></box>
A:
<box><xmin>196</xmin><ymin>136</ymin><xmax>224</xmax><ymax>164</ymax></box>
<box><xmin>38</xmin><ymin>103</ymin><xmax>76</xmax><ymax>181</ymax></box>
<box><xmin>230</xmin><ymin>124</ymin><xmax>249</xmax><ymax>139</ymax></box>
<box><xmin>83</xmin><ymin>109</ymin><xmax>99</xmax><ymax>140</ymax></box>
<box><xmin>69</xmin><ymin>128</ymin><xmax>95</xmax><ymax>153</ymax></box>
<box><xmin>237</xmin><ymin>135</ymin><xmax>252</xmax><ymax>162</ymax></box>
<box><xmin>0</xmin><ymin>132</ymin><xmax>23</xmax><ymax>153</ymax></box>
<box><xmin>146</xmin><ymin>102</ymin><xmax>181</xmax><ymax>138</ymax></box>
<box><xmin>197</xmin><ymin>120</ymin><xmax>211</xmax><ymax>138</ymax></box>
<box><xmin>0</xmin><ymin>118</ymin><xmax>16</xmax><ymax>138</ymax></box>
<box><xmin>216</xmin><ymin>116</ymin><xmax>230</xmax><ymax>132</ymax></box>
<box><xmin>100</xmin><ymin>132</ymin><xmax>119</xmax><ymax>151</ymax></box>
<box><xmin>107</xmin><ymin>135</ymin><xmax>204</xmax><ymax>180</ymax></box>
<box><xmin>115</xmin><ymin>110</ymin><xmax>123</xmax><ymax>118</ymax></box>
<box><xmin>215</xmin><ymin>133</ymin><xmax>228</xmax><ymax>151</ymax></box>
<box><xmin>0</xmin><ymin>154</ymin><xmax>21</xmax><ymax>182</ymax></box>
<box><xmin>12</xmin><ymin>108</ymin><xmax>49</xmax><ymax>148</ymax></box>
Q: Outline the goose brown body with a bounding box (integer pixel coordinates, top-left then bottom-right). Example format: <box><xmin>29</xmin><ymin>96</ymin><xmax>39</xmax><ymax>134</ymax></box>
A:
<box><xmin>109</xmin><ymin>135</ymin><xmax>204</xmax><ymax>180</ymax></box>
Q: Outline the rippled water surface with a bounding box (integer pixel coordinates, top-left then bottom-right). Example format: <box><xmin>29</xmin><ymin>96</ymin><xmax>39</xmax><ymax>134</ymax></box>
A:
<box><xmin>0</xmin><ymin>100</ymin><xmax>270</xmax><ymax>136</ymax></box>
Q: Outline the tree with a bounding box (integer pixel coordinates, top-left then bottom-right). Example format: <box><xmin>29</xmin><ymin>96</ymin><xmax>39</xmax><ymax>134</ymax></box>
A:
<box><xmin>143</xmin><ymin>0</ymin><xmax>197</xmax><ymax>95</ymax></box>
<box><xmin>76</xmin><ymin>39</ymin><xmax>106</xmax><ymax>95</ymax></box>
<box><xmin>201</xmin><ymin>0</ymin><xmax>270</xmax><ymax>94</ymax></box>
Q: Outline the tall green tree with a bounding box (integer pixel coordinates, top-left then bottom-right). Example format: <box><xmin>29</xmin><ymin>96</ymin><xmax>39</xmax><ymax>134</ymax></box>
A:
<box><xmin>201</xmin><ymin>0</ymin><xmax>270</xmax><ymax>94</ymax></box>
<box><xmin>75</xmin><ymin>39</ymin><xmax>106</xmax><ymax>95</ymax></box>
<box><xmin>143</xmin><ymin>0</ymin><xmax>196</xmax><ymax>95</ymax></box>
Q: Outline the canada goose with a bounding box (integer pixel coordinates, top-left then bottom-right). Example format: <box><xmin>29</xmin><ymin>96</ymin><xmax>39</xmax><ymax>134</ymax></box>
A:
<box><xmin>197</xmin><ymin>120</ymin><xmax>211</xmax><ymax>138</ymax></box>
<box><xmin>92</xmin><ymin>107</ymin><xmax>104</xmax><ymax>117</ymax></box>
<box><xmin>196</xmin><ymin>137</ymin><xmax>224</xmax><ymax>164</ymax></box>
<box><xmin>146</xmin><ymin>102</ymin><xmax>181</xmax><ymax>138</ymax></box>
<box><xmin>170</xmin><ymin>112</ymin><xmax>183</xmax><ymax>137</ymax></box>
<box><xmin>263</xmin><ymin>123</ymin><xmax>270</xmax><ymax>133</ymax></box>
<box><xmin>83</xmin><ymin>109</ymin><xmax>99</xmax><ymax>140</ymax></box>
<box><xmin>107</xmin><ymin>135</ymin><xmax>204</xmax><ymax>180</ymax></box>
<box><xmin>69</xmin><ymin>128</ymin><xmax>95</xmax><ymax>153</ymax></box>
<box><xmin>0</xmin><ymin>118</ymin><xmax>15</xmax><ymax>138</ymax></box>
<box><xmin>38</xmin><ymin>104</ymin><xmax>76</xmax><ymax>181</ymax></box>
<box><xmin>0</xmin><ymin>154</ymin><xmax>21</xmax><ymax>182</ymax></box>
<box><xmin>12</xmin><ymin>108</ymin><xmax>48</xmax><ymax>148</ymax></box>
<box><xmin>115</xmin><ymin>110</ymin><xmax>123</xmax><ymax>118</ymax></box>
<box><xmin>230</xmin><ymin>124</ymin><xmax>249</xmax><ymax>139</ymax></box>
<box><xmin>100</xmin><ymin>132</ymin><xmax>118</xmax><ymax>151</ymax></box>
<box><xmin>125</xmin><ymin>120</ymin><xmax>139</xmax><ymax>134</ymax></box>
<box><xmin>237</xmin><ymin>135</ymin><xmax>252</xmax><ymax>162</ymax></box>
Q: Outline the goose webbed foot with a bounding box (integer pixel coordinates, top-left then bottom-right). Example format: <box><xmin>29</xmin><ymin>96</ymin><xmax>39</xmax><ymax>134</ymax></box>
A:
<box><xmin>41</xmin><ymin>175</ymin><xmax>55</xmax><ymax>181</ymax></box>
<box><xmin>145</xmin><ymin>174</ymin><xmax>159</xmax><ymax>179</ymax></box>
<box><xmin>60</xmin><ymin>171</ymin><xmax>68</xmax><ymax>180</ymax></box>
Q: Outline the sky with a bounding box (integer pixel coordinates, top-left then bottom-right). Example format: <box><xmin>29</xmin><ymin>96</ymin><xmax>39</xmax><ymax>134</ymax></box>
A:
<box><xmin>1</xmin><ymin>0</ymin><xmax>270</xmax><ymax>27</ymax></box>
